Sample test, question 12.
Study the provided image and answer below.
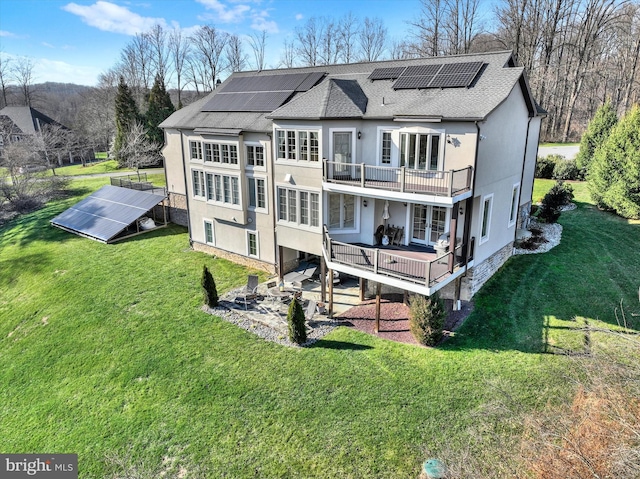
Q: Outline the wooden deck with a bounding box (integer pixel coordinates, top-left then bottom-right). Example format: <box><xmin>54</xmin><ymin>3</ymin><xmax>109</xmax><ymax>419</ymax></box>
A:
<box><xmin>323</xmin><ymin>228</ymin><xmax>467</xmax><ymax>288</ymax></box>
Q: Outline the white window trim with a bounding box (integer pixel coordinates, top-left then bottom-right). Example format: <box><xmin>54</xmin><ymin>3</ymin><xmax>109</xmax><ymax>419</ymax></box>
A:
<box><xmin>325</xmin><ymin>192</ymin><xmax>360</xmax><ymax>234</ymax></box>
<box><xmin>245</xmin><ymin>141</ymin><xmax>266</xmax><ymax>170</ymax></box>
<box><xmin>398</xmin><ymin>128</ymin><xmax>446</xmax><ymax>171</ymax></box>
<box><xmin>376</xmin><ymin>126</ymin><xmax>400</xmax><ymax>167</ymax></box>
<box><xmin>276</xmin><ymin>184</ymin><xmax>322</xmax><ymax>231</ymax></box>
<box><xmin>203</xmin><ymin>219</ymin><xmax>215</xmax><ymax>245</ymax></box>
<box><xmin>189</xmin><ymin>140</ymin><xmax>203</xmax><ymax>162</ymax></box>
<box><xmin>509</xmin><ymin>182</ymin><xmax>520</xmax><ymax>227</ymax></box>
<box><xmin>246</xmin><ymin>230</ymin><xmax>259</xmax><ymax>258</ymax></box>
<box><xmin>247</xmin><ymin>175</ymin><xmax>268</xmax><ymax>214</ymax></box>
<box><xmin>480</xmin><ymin>193</ymin><xmax>493</xmax><ymax>245</ymax></box>
<box><xmin>273</xmin><ymin>125</ymin><xmax>322</xmax><ymax>165</ymax></box>
<box><xmin>191</xmin><ymin>169</ymin><xmax>205</xmax><ymax>199</ymax></box>
<box><xmin>204</xmin><ymin>172</ymin><xmax>242</xmax><ymax>208</ymax></box>
<box><xmin>329</xmin><ymin>127</ymin><xmax>357</xmax><ymax>164</ymax></box>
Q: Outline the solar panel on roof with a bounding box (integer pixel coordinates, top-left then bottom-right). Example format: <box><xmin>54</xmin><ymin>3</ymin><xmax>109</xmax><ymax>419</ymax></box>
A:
<box><xmin>428</xmin><ymin>73</ymin><xmax>476</xmax><ymax>88</ymax></box>
<box><xmin>438</xmin><ymin>62</ymin><xmax>484</xmax><ymax>75</ymax></box>
<box><xmin>296</xmin><ymin>71</ymin><xmax>326</xmax><ymax>91</ymax></box>
<box><xmin>403</xmin><ymin>64</ymin><xmax>442</xmax><ymax>77</ymax></box>
<box><xmin>392</xmin><ymin>75</ymin><xmax>436</xmax><ymax>90</ymax></box>
<box><xmin>368</xmin><ymin>67</ymin><xmax>406</xmax><ymax>81</ymax></box>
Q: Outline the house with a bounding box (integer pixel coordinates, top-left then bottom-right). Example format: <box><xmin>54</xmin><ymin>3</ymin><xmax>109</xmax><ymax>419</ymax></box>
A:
<box><xmin>0</xmin><ymin>106</ymin><xmax>79</xmax><ymax>165</ymax></box>
<box><xmin>160</xmin><ymin>50</ymin><xmax>544</xmax><ymax>304</ymax></box>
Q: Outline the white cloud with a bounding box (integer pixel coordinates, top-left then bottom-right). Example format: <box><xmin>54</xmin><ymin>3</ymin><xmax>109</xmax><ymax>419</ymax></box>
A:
<box><xmin>197</xmin><ymin>0</ymin><xmax>251</xmax><ymax>23</ymax></box>
<box><xmin>34</xmin><ymin>58</ymin><xmax>99</xmax><ymax>85</ymax></box>
<box><xmin>62</xmin><ymin>1</ymin><xmax>167</xmax><ymax>35</ymax></box>
<box><xmin>42</xmin><ymin>42</ymin><xmax>55</xmax><ymax>49</ymax></box>
<box><xmin>251</xmin><ymin>10</ymin><xmax>279</xmax><ymax>34</ymax></box>
<box><xmin>1</xmin><ymin>30</ymin><xmax>17</xmax><ymax>37</ymax></box>
<box><xmin>295</xmin><ymin>14</ymin><xmax>304</xmax><ymax>21</ymax></box>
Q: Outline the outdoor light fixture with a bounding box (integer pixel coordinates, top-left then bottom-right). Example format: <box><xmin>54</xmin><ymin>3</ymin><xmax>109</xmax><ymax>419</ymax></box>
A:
<box><xmin>357</xmin><ymin>131</ymin><xmax>362</xmax><ymax>140</ymax></box>
<box><xmin>363</xmin><ymin>199</ymin><xmax>368</xmax><ymax>207</ymax></box>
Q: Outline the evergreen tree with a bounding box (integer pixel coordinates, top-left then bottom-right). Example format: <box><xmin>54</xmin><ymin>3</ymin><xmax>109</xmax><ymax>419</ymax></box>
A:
<box><xmin>588</xmin><ymin>105</ymin><xmax>640</xmax><ymax>219</ymax></box>
<box><xmin>201</xmin><ymin>265</ymin><xmax>219</xmax><ymax>307</ymax></box>
<box><xmin>287</xmin><ymin>298</ymin><xmax>307</xmax><ymax>344</ymax></box>
<box><xmin>576</xmin><ymin>102</ymin><xmax>618</xmax><ymax>175</ymax></box>
<box><xmin>113</xmin><ymin>76</ymin><xmax>139</xmax><ymax>164</ymax></box>
<box><xmin>145</xmin><ymin>74</ymin><xmax>175</xmax><ymax>146</ymax></box>
<box><xmin>409</xmin><ymin>293</ymin><xmax>446</xmax><ymax>346</ymax></box>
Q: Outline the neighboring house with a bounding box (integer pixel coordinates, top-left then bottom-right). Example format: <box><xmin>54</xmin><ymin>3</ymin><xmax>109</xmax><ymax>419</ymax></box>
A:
<box><xmin>0</xmin><ymin>106</ymin><xmax>78</xmax><ymax>165</ymax></box>
<box><xmin>161</xmin><ymin>50</ymin><xmax>544</xmax><ymax>302</ymax></box>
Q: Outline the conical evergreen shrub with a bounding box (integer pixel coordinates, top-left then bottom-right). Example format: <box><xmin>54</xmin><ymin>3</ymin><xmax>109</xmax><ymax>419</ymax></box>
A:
<box><xmin>201</xmin><ymin>265</ymin><xmax>218</xmax><ymax>307</ymax></box>
<box><xmin>287</xmin><ymin>298</ymin><xmax>307</xmax><ymax>344</ymax></box>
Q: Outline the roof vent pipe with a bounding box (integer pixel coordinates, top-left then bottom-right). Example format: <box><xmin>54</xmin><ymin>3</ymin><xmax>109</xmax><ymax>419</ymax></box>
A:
<box><xmin>381</xmin><ymin>96</ymin><xmax>385</xmax><ymax>106</ymax></box>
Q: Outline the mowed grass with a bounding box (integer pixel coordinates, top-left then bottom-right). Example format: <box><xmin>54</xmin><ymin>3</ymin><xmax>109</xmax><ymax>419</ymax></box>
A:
<box><xmin>1</xmin><ymin>178</ymin><xmax>638</xmax><ymax>477</ymax></box>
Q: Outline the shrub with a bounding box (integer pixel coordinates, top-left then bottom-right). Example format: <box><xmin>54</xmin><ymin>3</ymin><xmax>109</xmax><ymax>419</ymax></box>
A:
<box><xmin>552</xmin><ymin>158</ymin><xmax>581</xmax><ymax>180</ymax></box>
<box><xmin>287</xmin><ymin>298</ymin><xmax>307</xmax><ymax>344</ymax></box>
<box><xmin>588</xmin><ymin>105</ymin><xmax>640</xmax><ymax>219</ymax></box>
<box><xmin>535</xmin><ymin>155</ymin><xmax>556</xmax><ymax>179</ymax></box>
<box><xmin>409</xmin><ymin>293</ymin><xmax>446</xmax><ymax>346</ymax></box>
<box><xmin>538</xmin><ymin>181</ymin><xmax>574</xmax><ymax>223</ymax></box>
<box><xmin>575</xmin><ymin>101</ymin><xmax>618</xmax><ymax>174</ymax></box>
<box><xmin>201</xmin><ymin>265</ymin><xmax>218</xmax><ymax>307</ymax></box>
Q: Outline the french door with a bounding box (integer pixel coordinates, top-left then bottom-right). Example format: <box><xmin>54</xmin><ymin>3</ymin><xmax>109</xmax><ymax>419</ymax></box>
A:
<box><xmin>411</xmin><ymin>205</ymin><xmax>447</xmax><ymax>245</ymax></box>
<box><xmin>333</xmin><ymin>131</ymin><xmax>352</xmax><ymax>175</ymax></box>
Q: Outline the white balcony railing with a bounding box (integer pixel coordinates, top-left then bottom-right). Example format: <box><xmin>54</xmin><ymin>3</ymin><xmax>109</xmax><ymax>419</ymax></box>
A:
<box><xmin>323</xmin><ymin>161</ymin><xmax>473</xmax><ymax>197</ymax></box>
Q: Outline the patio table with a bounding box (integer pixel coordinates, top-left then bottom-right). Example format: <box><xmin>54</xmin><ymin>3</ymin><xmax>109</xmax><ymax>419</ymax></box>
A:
<box><xmin>267</xmin><ymin>286</ymin><xmax>293</xmax><ymax>302</ymax></box>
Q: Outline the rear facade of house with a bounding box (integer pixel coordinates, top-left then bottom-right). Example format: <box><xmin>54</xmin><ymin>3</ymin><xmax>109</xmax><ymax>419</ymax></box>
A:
<box><xmin>161</xmin><ymin>50</ymin><xmax>543</xmax><ymax>302</ymax></box>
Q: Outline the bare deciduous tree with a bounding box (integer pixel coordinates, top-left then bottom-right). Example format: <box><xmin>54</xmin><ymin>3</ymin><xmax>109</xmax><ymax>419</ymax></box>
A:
<box><xmin>248</xmin><ymin>31</ymin><xmax>267</xmax><ymax>71</ymax></box>
<box><xmin>226</xmin><ymin>34</ymin><xmax>247</xmax><ymax>73</ymax></box>
<box><xmin>12</xmin><ymin>56</ymin><xmax>36</xmax><ymax>107</ymax></box>
<box><xmin>119</xmin><ymin>121</ymin><xmax>162</xmax><ymax>180</ymax></box>
<box><xmin>191</xmin><ymin>25</ymin><xmax>229</xmax><ymax>91</ymax></box>
<box><xmin>168</xmin><ymin>27</ymin><xmax>191</xmax><ymax>108</ymax></box>
<box><xmin>358</xmin><ymin>17</ymin><xmax>388</xmax><ymax>61</ymax></box>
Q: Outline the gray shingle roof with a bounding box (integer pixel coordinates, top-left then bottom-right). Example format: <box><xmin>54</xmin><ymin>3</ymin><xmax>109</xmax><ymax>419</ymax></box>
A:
<box><xmin>160</xmin><ymin>50</ymin><xmax>540</xmax><ymax>133</ymax></box>
<box><xmin>0</xmin><ymin>106</ymin><xmax>64</xmax><ymax>134</ymax></box>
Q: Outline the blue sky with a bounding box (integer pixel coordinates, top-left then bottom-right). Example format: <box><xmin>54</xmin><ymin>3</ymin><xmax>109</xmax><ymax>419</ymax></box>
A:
<box><xmin>0</xmin><ymin>0</ymin><xmax>418</xmax><ymax>86</ymax></box>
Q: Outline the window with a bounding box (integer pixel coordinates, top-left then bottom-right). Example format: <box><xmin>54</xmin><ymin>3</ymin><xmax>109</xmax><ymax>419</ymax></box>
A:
<box><xmin>206</xmin><ymin>173</ymin><xmax>214</xmax><ymax>200</ymax></box>
<box><xmin>247</xmin><ymin>145</ymin><xmax>265</xmax><ymax>167</ymax></box>
<box><xmin>275</xmin><ymin>129</ymin><xmax>320</xmax><ymax>161</ymax></box>
<box><xmin>221</xmin><ymin>144</ymin><xmax>230</xmax><ymax>164</ymax></box>
<box><xmin>277</xmin><ymin>187</ymin><xmax>320</xmax><ymax>228</ymax></box>
<box><xmin>229</xmin><ymin>145</ymin><xmax>238</xmax><ymax>164</ymax></box>
<box><xmin>204</xmin><ymin>143</ymin><xmax>213</xmax><ymax>162</ymax></box>
<box><xmin>247</xmin><ymin>231</ymin><xmax>259</xmax><ymax>258</ymax></box>
<box><xmin>205</xmin><ymin>173</ymin><xmax>240</xmax><ymax>206</ymax></box>
<box><xmin>509</xmin><ymin>183</ymin><xmax>520</xmax><ymax>226</ymax></box>
<box><xmin>190</xmin><ymin>141</ymin><xmax>202</xmax><ymax>161</ymax></box>
<box><xmin>480</xmin><ymin>194</ymin><xmax>493</xmax><ymax>243</ymax></box>
<box><xmin>204</xmin><ymin>220</ymin><xmax>215</xmax><ymax>245</ymax></box>
<box><xmin>328</xmin><ymin>193</ymin><xmax>356</xmax><ymax>230</ymax></box>
<box><xmin>381</xmin><ymin>131</ymin><xmax>392</xmax><ymax>164</ymax></box>
<box><xmin>192</xmin><ymin>170</ymin><xmax>205</xmax><ymax>197</ymax></box>
<box><xmin>212</xmin><ymin>144</ymin><xmax>221</xmax><ymax>163</ymax></box>
<box><xmin>248</xmin><ymin>177</ymin><xmax>266</xmax><ymax>209</ymax></box>
<box><xmin>400</xmin><ymin>133</ymin><xmax>441</xmax><ymax>170</ymax></box>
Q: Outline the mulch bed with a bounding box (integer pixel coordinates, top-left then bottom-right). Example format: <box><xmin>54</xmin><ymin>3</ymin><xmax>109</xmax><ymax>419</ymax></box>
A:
<box><xmin>336</xmin><ymin>294</ymin><xmax>473</xmax><ymax>346</ymax></box>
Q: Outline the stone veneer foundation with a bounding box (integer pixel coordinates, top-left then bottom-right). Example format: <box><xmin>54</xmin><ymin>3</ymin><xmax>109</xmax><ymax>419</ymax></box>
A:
<box><xmin>167</xmin><ymin>192</ymin><xmax>189</xmax><ymax>227</ymax></box>
<box><xmin>192</xmin><ymin>241</ymin><xmax>276</xmax><ymax>274</ymax></box>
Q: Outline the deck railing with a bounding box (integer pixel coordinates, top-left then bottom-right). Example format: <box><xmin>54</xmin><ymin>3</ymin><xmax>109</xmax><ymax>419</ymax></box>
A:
<box><xmin>323</xmin><ymin>226</ymin><xmax>468</xmax><ymax>287</ymax></box>
<box><xmin>323</xmin><ymin>161</ymin><xmax>473</xmax><ymax>197</ymax></box>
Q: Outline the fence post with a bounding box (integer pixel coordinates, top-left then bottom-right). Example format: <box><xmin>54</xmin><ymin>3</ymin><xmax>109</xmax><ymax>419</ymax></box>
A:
<box><xmin>448</xmin><ymin>170</ymin><xmax>453</xmax><ymax>196</ymax></box>
<box><xmin>425</xmin><ymin>261</ymin><xmax>431</xmax><ymax>286</ymax></box>
<box><xmin>400</xmin><ymin>167</ymin><xmax>406</xmax><ymax>192</ymax></box>
<box><xmin>360</xmin><ymin>163</ymin><xmax>365</xmax><ymax>188</ymax></box>
<box><xmin>374</xmin><ymin>248</ymin><xmax>379</xmax><ymax>274</ymax></box>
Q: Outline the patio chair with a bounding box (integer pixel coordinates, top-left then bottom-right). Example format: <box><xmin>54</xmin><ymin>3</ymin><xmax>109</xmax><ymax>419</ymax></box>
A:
<box><xmin>305</xmin><ymin>299</ymin><xmax>317</xmax><ymax>322</ymax></box>
<box><xmin>235</xmin><ymin>274</ymin><xmax>260</xmax><ymax>309</ymax></box>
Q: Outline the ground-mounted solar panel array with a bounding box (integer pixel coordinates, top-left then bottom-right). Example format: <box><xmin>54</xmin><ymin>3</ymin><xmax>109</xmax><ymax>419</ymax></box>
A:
<box><xmin>369</xmin><ymin>61</ymin><xmax>484</xmax><ymax>90</ymax></box>
<box><xmin>201</xmin><ymin>71</ymin><xmax>326</xmax><ymax>112</ymax></box>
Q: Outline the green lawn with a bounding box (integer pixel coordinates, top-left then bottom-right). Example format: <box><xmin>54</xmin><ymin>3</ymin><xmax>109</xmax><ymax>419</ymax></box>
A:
<box><xmin>1</xmin><ymin>179</ymin><xmax>638</xmax><ymax>478</ymax></box>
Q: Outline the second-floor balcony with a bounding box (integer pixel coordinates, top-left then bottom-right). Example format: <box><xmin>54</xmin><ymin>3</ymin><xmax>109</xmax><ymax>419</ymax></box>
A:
<box><xmin>323</xmin><ymin>161</ymin><xmax>473</xmax><ymax>198</ymax></box>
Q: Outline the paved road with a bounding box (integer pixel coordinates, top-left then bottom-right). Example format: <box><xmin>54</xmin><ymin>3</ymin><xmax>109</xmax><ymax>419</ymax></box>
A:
<box><xmin>537</xmin><ymin>145</ymin><xmax>580</xmax><ymax>159</ymax></box>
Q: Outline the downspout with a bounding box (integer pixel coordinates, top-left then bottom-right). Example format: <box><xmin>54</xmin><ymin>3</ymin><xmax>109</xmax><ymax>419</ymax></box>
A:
<box><xmin>514</xmin><ymin>116</ymin><xmax>534</xmax><ymax>245</ymax></box>
<box><xmin>178</xmin><ymin>129</ymin><xmax>194</xmax><ymax>246</ymax></box>
<box><xmin>267</xmin><ymin>131</ymin><xmax>279</xmax><ymax>276</ymax></box>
